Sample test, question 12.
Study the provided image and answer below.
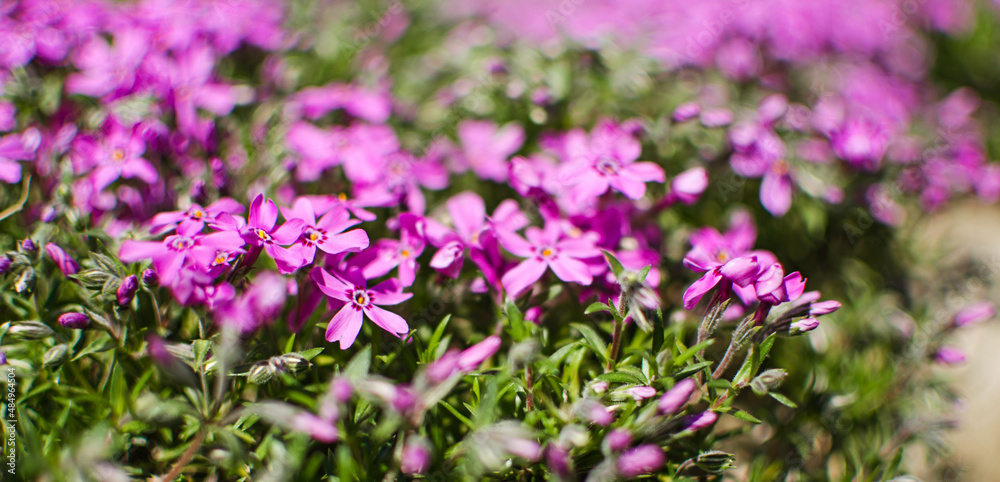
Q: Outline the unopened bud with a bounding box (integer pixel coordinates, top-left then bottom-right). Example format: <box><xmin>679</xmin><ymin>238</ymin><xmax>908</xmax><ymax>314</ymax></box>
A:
<box><xmin>789</xmin><ymin>318</ymin><xmax>820</xmax><ymax>334</ymax></box>
<box><xmin>401</xmin><ymin>436</ymin><xmax>432</xmax><ymax>475</ymax></box>
<box><xmin>249</xmin><ymin>363</ymin><xmax>273</xmax><ymax>384</ymax></box>
<box><xmin>0</xmin><ymin>256</ymin><xmax>11</xmax><ymax>274</ymax></box>
<box><xmin>9</xmin><ymin>320</ymin><xmax>55</xmax><ymax>339</ymax></box>
<box><xmin>750</xmin><ymin>369</ymin><xmax>787</xmax><ymax>396</ymax></box>
<box><xmin>19</xmin><ymin>239</ymin><xmax>36</xmax><ymax>253</ymax></box>
<box><xmin>14</xmin><ymin>268</ymin><xmax>35</xmax><ymax>293</ymax></box>
<box><xmin>695</xmin><ymin>450</ymin><xmax>735</xmax><ymax>473</ymax></box>
<box><xmin>605</xmin><ymin>428</ymin><xmax>632</xmax><ymax>452</ymax></box>
<box><xmin>282</xmin><ymin>353</ymin><xmax>310</xmax><ymax>372</ymax></box>
<box><xmin>658</xmin><ymin>378</ymin><xmax>696</xmax><ymax>415</ymax></box>
<box><xmin>45</xmin><ymin>243</ymin><xmax>79</xmax><ymax>276</ymax></box>
<box><xmin>935</xmin><ymin>347</ymin><xmax>966</xmax><ymax>365</ymax></box>
<box><xmin>142</xmin><ymin>268</ymin><xmax>159</xmax><ymax>287</ymax></box>
<box><xmin>43</xmin><ymin>344</ymin><xmax>69</xmax><ymax>368</ymax></box>
<box><xmin>58</xmin><ymin>312</ymin><xmax>91</xmax><ymax>329</ymax></box>
<box><xmin>117</xmin><ymin>275</ymin><xmax>139</xmax><ymax>306</ymax></box>
<box><xmin>682</xmin><ymin>411</ymin><xmax>718</xmax><ymax>432</ymax></box>
<box><xmin>617</xmin><ymin>445</ymin><xmax>665</xmax><ymax>478</ymax></box>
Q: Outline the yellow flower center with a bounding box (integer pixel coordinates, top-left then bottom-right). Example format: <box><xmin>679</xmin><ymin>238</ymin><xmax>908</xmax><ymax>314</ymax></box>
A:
<box><xmin>717</xmin><ymin>252</ymin><xmax>729</xmax><ymax>262</ymax></box>
<box><xmin>256</xmin><ymin>229</ymin><xmax>269</xmax><ymax>240</ymax></box>
<box><xmin>309</xmin><ymin>231</ymin><xmax>319</xmax><ymax>241</ymax></box>
<box><xmin>193</xmin><ymin>210</ymin><xmax>205</xmax><ymax>219</ymax></box>
<box><xmin>337</xmin><ymin>192</ymin><xmax>348</xmax><ymax>201</ymax></box>
<box><xmin>541</xmin><ymin>248</ymin><xmax>553</xmax><ymax>257</ymax></box>
<box><xmin>401</xmin><ymin>249</ymin><xmax>411</xmax><ymax>258</ymax></box>
<box><xmin>111</xmin><ymin>149</ymin><xmax>125</xmax><ymax>162</ymax></box>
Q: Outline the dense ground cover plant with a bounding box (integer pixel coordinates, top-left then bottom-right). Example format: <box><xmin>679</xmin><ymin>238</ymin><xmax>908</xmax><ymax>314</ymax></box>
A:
<box><xmin>2</xmin><ymin>0</ymin><xmax>1000</xmax><ymax>479</ymax></box>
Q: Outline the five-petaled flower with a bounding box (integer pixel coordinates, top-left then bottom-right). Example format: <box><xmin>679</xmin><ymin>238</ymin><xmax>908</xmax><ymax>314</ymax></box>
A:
<box><xmin>311</xmin><ymin>266</ymin><xmax>412</xmax><ymax>349</ymax></box>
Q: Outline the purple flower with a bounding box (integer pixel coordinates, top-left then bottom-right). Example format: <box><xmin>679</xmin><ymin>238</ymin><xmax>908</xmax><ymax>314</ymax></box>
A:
<box><xmin>558</xmin><ymin>120</ymin><xmax>665</xmax><ymax>202</ymax></box>
<box><xmin>426</xmin><ymin>192</ymin><xmax>529</xmax><ymax>278</ymax></box>
<box><xmin>606</xmin><ymin>429</ymin><xmax>632</xmax><ymax>452</ymax></box>
<box><xmin>665</xmin><ymin>167</ymin><xmax>709</xmax><ymax>205</ymax></box>
<box><xmin>149</xmin><ymin>198</ymin><xmax>244</xmax><ymax>235</ymax></box>
<box><xmin>617</xmin><ymin>445</ymin><xmax>665</xmax><ymax>478</ymax></box>
<box><xmin>0</xmin><ymin>256</ymin><xmax>11</xmax><ymax>274</ymax></box>
<box><xmin>281</xmin><ymin>198</ymin><xmax>370</xmax><ymax>265</ymax></box>
<box><xmin>58</xmin><ymin>312</ymin><xmax>90</xmax><ymax>330</ymax></box>
<box><xmin>455</xmin><ymin>120</ymin><xmax>524</xmax><ymax>182</ymax></box>
<box><xmin>790</xmin><ymin>318</ymin><xmax>820</xmax><ymax>333</ymax></box>
<box><xmin>311</xmin><ymin>267</ymin><xmax>412</xmax><ymax>349</ymax></box>
<box><xmin>65</xmin><ymin>28</ymin><xmax>148</xmax><ymax>98</ymax></box>
<box><xmin>658</xmin><ymin>378</ymin><xmax>696</xmax><ymax>415</ymax></box>
<box><xmin>682</xmin><ymin>212</ymin><xmax>776</xmax><ymax>309</ymax></box>
<box><xmin>672</xmin><ymin>102</ymin><xmax>701</xmax><ymax>122</ymax></box>
<box><xmin>119</xmin><ymin>222</ymin><xmax>246</xmax><ymax>287</ymax></box>
<box><xmin>117</xmin><ymin>275</ymin><xmax>139</xmax><ymax>306</ymax></box>
<box><xmin>355</xmin><ymin>213</ymin><xmax>426</xmax><ymax>286</ymax></box>
<box><xmin>953</xmin><ymin>302</ymin><xmax>995</xmax><ymax>327</ymax></box>
<box><xmin>44</xmin><ymin>242</ymin><xmax>79</xmax><ymax>276</ymax></box>
<box><xmin>625</xmin><ymin>385</ymin><xmax>657</xmax><ymax>400</ymax></box>
<box><xmin>0</xmin><ymin>131</ymin><xmax>38</xmax><ymax>184</ymax></box>
<box><xmin>498</xmin><ymin>223</ymin><xmax>601</xmax><ymax>297</ymax></box>
<box><xmin>243</xmin><ymin>194</ymin><xmax>307</xmax><ymax>274</ymax></box>
<box><xmin>72</xmin><ymin>119</ymin><xmax>157</xmax><ymax>191</ymax></box>
<box><xmin>401</xmin><ymin>437</ymin><xmax>432</xmax><ymax>475</ymax></box>
<box><xmin>830</xmin><ymin>117</ymin><xmax>886</xmax><ymax>171</ymax></box>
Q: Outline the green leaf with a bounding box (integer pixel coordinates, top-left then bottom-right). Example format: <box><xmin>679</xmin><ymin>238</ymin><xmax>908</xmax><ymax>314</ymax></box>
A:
<box><xmin>426</xmin><ymin>314</ymin><xmax>452</xmax><ymax>360</ymax></box>
<box><xmin>672</xmin><ymin>339</ymin><xmax>715</xmax><ymax>368</ymax></box>
<box><xmin>672</xmin><ymin>361</ymin><xmax>714</xmax><ymax>379</ymax></box>
<box><xmin>439</xmin><ymin>400</ymin><xmax>475</xmax><ymax>429</ymax></box>
<box><xmin>596</xmin><ymin>371</ymin><xmax>645</xmax><ymax>385</ymax></box>
<box><xmin>769</xmin><ymin>392</ymin><xmax>798</xmax><ymax>408</ymax></box>
<box><xmin>726</xmin><ymin>408</ymin><xmax>762</xmax><ymax>424</ymax></box>
<box><xmin>296</xmin><ymin>347</ymin><xmax>324</xmax><ymax>361</ymax></box>
<box><xmin>601</xmin><ymin>249</ymin><xmax>625</xmax><ymax>278</ymax></box>
<box><xmin>343</xmin><ymin>345</ymin><xmax>371</xmax><ymax>379</ymax></box>
<box><xmin>192</xmin><ymin>339</ymin><xmax>212</xmax><ymax>371</ymax></box>
<box><xmin>570</xmin><ymin>323</ymin><xmax>609</xmax><ymax>364</ymax></box>
<box><xmin>585</xmin><ymin>302</ymin><xmax>613</xmax><ymax>315</ymax></box>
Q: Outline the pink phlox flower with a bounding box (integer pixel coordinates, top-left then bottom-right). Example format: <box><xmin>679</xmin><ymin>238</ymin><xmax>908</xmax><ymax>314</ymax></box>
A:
<box><xmin>242</xmin><ymin>194</ymin><xmax>307</xmax><ymax>274</ymax></box>
<box><xmin>310</xmin><ymin>266</ymin><xmax>412</xmax><ymax>349</ymax></box>
<box><xmin>498</xmin><ymin>222</ymin><xmax>602</xmax><ymax>297</ymax></box>
<box><xmin>280</xmin><ymin>197</ymin><xmax>370</xmax><ymax>265</ymax></box>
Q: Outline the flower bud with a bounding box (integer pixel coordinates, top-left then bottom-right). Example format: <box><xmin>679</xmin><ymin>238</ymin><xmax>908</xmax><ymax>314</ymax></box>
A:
<box><xmin>460</xmin><ymin>336</ymin><xmax>502</xmax><ymax>371</ymax></box>
<box><xmin>19</xmin><ymin>239</ymin><xmax>36</xmax><ymax>253</ymax></box>
<box><xmin>42</xmin><ymin>344</ymin><xmax>69</xmax><ymax>368</ymax></box>
<box><xmin>669</xmin><ymin>167</ymin><xmax>709</xmax><ymax>205</ymax></box>
<box><xmin>426</xmin><ymin>350</ymin><xmax>461</xmax><ymax>383</ymax></box>
<box><xmin>8</xmin><ymin>320</ymin><xmax>54</xmax><ymax>339</ymax></box>
<box><xmin>695</xmin><ymin>450</ymin><xmax>735</xmax><ymax>473</ymax></box>
<box><xmin>750</xmin><ymin>369</ymin><xmax>788</xmax><ymax>396</ymax></box>
<box><xmin>0</xmin><ymin>256</ymin><xmax>11</xmax><ymax>274</ymax></box>
<box><xmin>954</xmin><ymin>302</ymin><xmax>995</xmax><ymax>327</ymax></box>
<box><xmin>331</xmin><ymin>377</ymin><xmax>353</xmax><ymax>403</ymax></box>
<box><xmin>935</xmin><ymin>347</ymin><xmax>966</xmax><ymax>365</ymax></box>
<box><xmin>624</xmin><ymin>385</ymin><xmax>657</xmax><ymax>401</ymax></box>
<box><xmin>682</xmin><ymin>411</ymin><xmax>718</xmax><ymax>432</ymax></box>
<box><xmin>249</xmin><ymin>363</ymin><xmax>274</xmax><ymax>384</ymax></box>
<box><xmin>605</xmin><ymin>428</ymin><xmax>632</xmax><ymax>452</ymax></box>
<box><xmin>41</xmin><ymin>205</ymin><xmax>58</xmax><ymax>223</ymax></box>
<box><xmin>790</xmin><ymin>318</ymin><xmax>820</xmax><ymax>334</ymax></box>
<box><xmin>0</xmin><ymin>352</ymin><xmax>6</xmax><ymax>365</ymax></box>
<box><xmin>617</xmin><ymin>445</ymin><xmax>665</xmax><ymax>478</ymax></box>
<box><xmin>45</xmin><ymin>243</ymin><xmax>79</xmax><ymax>276</ymax></box>
<box><xmin>117</xmin><ymin>274</ymin><xmax>139</xmax><ymax>306</ymax></box>
<box><xmin>58</xmin><ymin>312</ymin><xmax>91</xmax><ymax>329</ymax></box>
<box><xmin>282</xmin><ymin>353</ymin><xmax>310</xmax><ymax>372</ymax></box>
<box><xmin>672</xmin><ymin>102</ymin><xmax>700</xmax><ymax>122</ymax></box>
<box><xmin>658</xmin><ymin>378</ymin><xmax>696</xmax><ymax>415</ymax></box>
<box><xmin>401</xmin><ymin>436</ymin><xmax>432</xmax><ymax>475</ymax></box>
<box><xmin>576</xmin><ymin>399</ymin><xmax>612</xmax><ymax>426</ymax></box>
<box><xmin>809</xmin><ymin>300</ymin><xmax>841</xmax><ymax>316</ymax></box>
<box><xmin>14</xmin><ymin>267</ymin><xmax>35</xmax><ymax>293</ymax></box>
<box><xmin>290</xmin><ymin>413</ymin><xmax>338</xmax><ymax>443</ymax></box>
<box><xmin>142</xmin><ymin>268</ymin><xmax>159</xmax><ymax>287</ymax></box>
<box><xmin>589</xmin><ymin>380</ymin><xmax>609</xmax><ymax>394</ymax></box>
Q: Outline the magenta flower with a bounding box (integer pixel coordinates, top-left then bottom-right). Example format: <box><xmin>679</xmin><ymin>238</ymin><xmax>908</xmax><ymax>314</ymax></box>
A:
<box><xmin>728</xmin><ymin>122</ymin><xmax>792</xmax><ymax>216</ymax></box>
<box><xmin>243</xmin><ymin>194</ymin><xmax>307</xmax><ymax>274</ymax></box>
<box><xmin>72</xmin><ymin>119</ymin><xmax>157</xmax><ymax>191</ymax></box>
<box><xmin>658</xmin><ymin>378</ymin><xmax>696</xmax><ymax>415</ymax></box>
<box><xmin>498</xmin><ymin>224</ymin><xmax>601</xmax><ymax>297</ymax></box>
<box><xmin>830</xmin><ymin>117</ymin><xmax>886</xmax><ymax>171</ymax></box>
<box><xmin>953</xmin><ymin>302</ymin><xmax>995</xmax><ymax>327</ymax></box>
<box><xmin>558</xmin><ymin>120</ymin><xmax>665</xmax><ymax>202</ymax></box>
<box><xmin>681</xmin><ymin>211</ymin><xmax>780</xmax><ymax>309</ymax></box>
<box><xmin>117</xmin><ymin>275</ymin><xmax>139</xmax><ymax>306</ymax></box>
<box><xmin>355</xmin><ymin>213</ymin><xmax>426</xmax><ymax>286</ymax></box>
<box><xmin>45</xmin><ymin>242</ymin><xmax>79</xmax><ymax>276</ymax></box>
<box><xmin>0</xmin><ymin>131</ymin><xmax>38</xmax><ymax>183</ymax></box>
<box><xmin>119</xmin><ymin>223</ymin><xmax>246</xmax><ymax>287</ymax></box>
<box><xmin>426</xmin><ymin>193</ymin><xmax>529</xmax><ymax>278</ymax></box>
<box><xmin>311</xmin><ymin>267</ymin><xmax>413</xmax><ymax>349</ymax></box>
<box><xmin>58</xmin><ymin>312</ymin><xmax>90</xmax><ymax>330</ymax></box>
<box><xmin>65</xmin><ymin>28</ymin><xmax>149</xmax><ymax>98</ymax></box>
<box><xmin>149</xmin><ymin>198</ymin><xmax>244</xmax><ymax>235</ymax></box>
<box><xmin>455</xmin><ymin>120</ymin><xmax>524</xmax><ymax>182</ymax></box>
<box><xmin>617</xmin><ymin>445</ymin><xmax>665</xmax><ymax>478</ymax></box>
<box><xmin>281</xmin><ymin>198</ymin><xmax>370</xmax><ymax>265</ymax></box>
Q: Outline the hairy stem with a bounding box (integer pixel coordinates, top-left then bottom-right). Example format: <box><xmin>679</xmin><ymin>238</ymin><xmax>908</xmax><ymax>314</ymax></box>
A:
<box><xmin>162</xmin><ymin>429</ymin><xmax>206</xmax><ymax>482</ymax></box>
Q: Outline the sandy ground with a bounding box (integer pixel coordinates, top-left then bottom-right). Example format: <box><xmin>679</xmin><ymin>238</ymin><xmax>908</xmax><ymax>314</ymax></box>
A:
<box><xmin>913</xmin><ymin>202</ymin><xmax>1000</xmax><ymax>480</ymax></box>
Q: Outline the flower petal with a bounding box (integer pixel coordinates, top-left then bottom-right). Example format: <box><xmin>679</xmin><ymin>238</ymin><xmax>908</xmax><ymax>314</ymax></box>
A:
<box><xmin>365</xmin><ymin>305</ymin><xmax>409</xmax><ymax>337</ymax></box>
<box><xmin>682</xmin><ymin>270</ymin><xmax>723</xmax><ymax>310</ymax></box>
<box><xmin>326</xmin><ymin>305</ymin><xmax>365</xmax><ymax>349</ymax></box>
<box><xmin>501</xmin><ymin>258</ymin><xmax>548</xmax><ymax>297</ymax></box>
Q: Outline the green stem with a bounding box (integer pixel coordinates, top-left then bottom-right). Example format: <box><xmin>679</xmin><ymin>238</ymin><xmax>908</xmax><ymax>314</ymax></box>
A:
<box><xmin>606</xmin><ymin>297</ymin><xmax>627</xmax><ymax>371</ymax></box>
